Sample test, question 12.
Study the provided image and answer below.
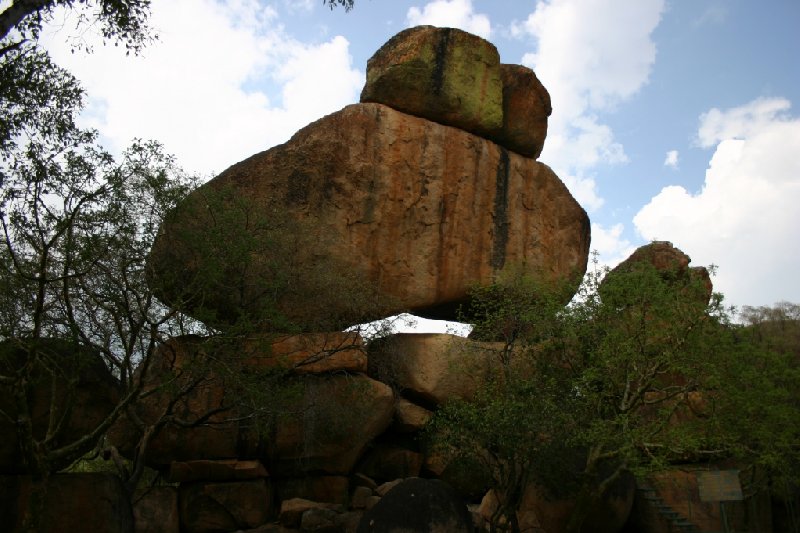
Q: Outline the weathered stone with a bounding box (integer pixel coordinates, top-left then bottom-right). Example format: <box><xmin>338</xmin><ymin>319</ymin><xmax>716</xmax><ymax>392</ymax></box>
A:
<box><xmin>0</xmin><ymin>340</ymin><xmax>120</xmax><ymax>474</ymax></box>
<box><xmin>368</xmin><ymin>333</ymin><xmax>509</xmax><ymax>405</ymax></box>
<box><xmin>244</xmin><ymin>332</ymin><xmax>367</xmax><ymax>375</ymax></box>
<box><xmin>148</xmin><ymin>103</ymin><xmax>590</xmax><ymax>329</ymax></box>
<box><xmin>393</xmin><ymin>398</ymin><xmax>433</xmax><ymax>433</ymax></box>
<box><xmin>375</xmin><ymin>479</ymin><xmax>404</xmax><ymax>497</ymax></box>
<box><xmin>260</xmin><ymin>375</ymin><xmax>394</xmax><ymax>476</ymax></box>
<box><xmin>357</xmin><ymin>478</ymin><xmax>472</xmax><ymax>533</ymax></box>
<box><xmin>350</xmin><ymin>486</ymin><xmax>373</xmax><ymax>510</ymax></box>
<box><xmin>108</xmin><ymin>336</ymin><xmax>239</xmax><ymax>466</ymax></box>
<box><xmin>337</xmin><ymin>511</ymin><xmax>364</xmax><ymax>533</ymax></box>
<box><xmin>280</xmin><ymin>498</ymin><xmax>344</xmax><ymax>528</ymax></box>
<box><xmin>168</xmin><ymin>459</ymin><xmax>268</xmax><ymax>483</ymax></box>
<box><xmin>497</xmin><ymin>63</ymin><xmax>551</xmax><ymax>158</ymax></box>
<box><xmin>279</xmin><ymin>475</ymin><xmax>350</xmax><ymax>505</ymax></box>
<box><xmin>360</xmin><ymin>26</ymin><xmax>503</xmax><ymax>140</ymax></box>
<box><xmin>356</xmin><ymin>446</ymin><xmax>423</xmax><ymax>481</ymax></box>
<box><xmin>134</xmin><ymin>486</ymin><xmax>179</xmax><ymax>533</ymax></box>
<box><xmin>0</xmin><ymin>473</ymin><xmax>133</xmax><ymax>533</ymax></box>
<box><xmin>301</xmin><ymin>507</ymin><xmax>341</xmax><ymax>532</ymax></box>
<box><xmin>179</xmin><ymin>479</ymin><xmax>271</xmax><ymax>533</ymax></box>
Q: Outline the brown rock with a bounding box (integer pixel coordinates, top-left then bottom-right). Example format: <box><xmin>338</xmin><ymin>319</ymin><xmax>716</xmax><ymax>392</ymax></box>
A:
<box><xmin>393</xmin><ymin>398</ymin><xmax>433</xmax><ymax>433</ymax></box>
<box><xmin>280</xmin><ymin>498</ymin><xmax>344</xmax><ymax>528</ymax></box>
<box><xmin>357</xmin><ymin>446</ymin><xmax>423</xmax><ymax>482</ymax></box>
<box><xmin>350</xmin><ymin>486</ymin><xmax>374</xmax><ymax>510</ymax></box>
<box><xmin>108</xmin><ymin>336</ymin><xmax>239</xmax><ymax>466</ymax></box>
<box><xmin>368</xmin><ymin>333</ymin><xmax>507</xmax><ymax>405</ymax></box>
<box><xmin>497</xmin><ymin>63</ymin><xmax>551</xmax><ymax>158</ymax></box>
<box><xmin>0</xmin><ymin>473</ymin><xmax>133</xmax><ymax>532</ymax></box>
<box><xmin>148</xmin><ymin>103</ymin><xmax>590</xmax><ymax>329</ymax></box>
<box><xmin>300</xmin><ymin>507</ymin><xmax>341</xmax><ymax>532</ymax></box>
<box><xmin>179</xmin><ymin>479</ymin><xmax>271</xmax><ymax>533</ymax></box>
<box><xmin>279</xmin><ymin>475</ymin><xmax>350</xmax><ymax>505</ymax></box>
<box><xmin>134</xmin><ymin>486</ymin><xmax>179</xmax><ymax>533</ymax></box>
<box><xmin>602</xmin><ymin>241</ymin><xmax>713</xmax><ymax>305</ymax></box>
<box><xmin>244</xmin><ymin>332</ymin><xmax>367</xmax><ymax>374</ymax></box>
<box><xmin>360</xmin><ymin>26</ymin><xmax>503</xmax><ymax>140</ymax></box>
<box><xmin>168</xmin><ymin>459</ymin><xmax>268</xmax><ymax>483</ymax></box>
<box><xmin>264</xmin><ymin>375</ymin><xmax>395</xmax><ymax>475</ymax></box>
<box><xmin>0</xmin><ymin>340</ymin><xmax>120</xmax><ymax>474</ymax></box>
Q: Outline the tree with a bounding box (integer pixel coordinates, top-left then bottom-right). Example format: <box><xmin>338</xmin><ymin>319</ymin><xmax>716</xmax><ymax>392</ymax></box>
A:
<box><xmin>428</xmin><ymin>256</ymin><xmax>800</xmax><ymax>533</ymax></box>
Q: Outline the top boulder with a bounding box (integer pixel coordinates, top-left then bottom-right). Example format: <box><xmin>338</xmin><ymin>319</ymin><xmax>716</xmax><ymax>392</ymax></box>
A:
<box><xmin>360</xmin><ymin>26</ymin><xmax>551</xmax><ymax>159</ymax></box>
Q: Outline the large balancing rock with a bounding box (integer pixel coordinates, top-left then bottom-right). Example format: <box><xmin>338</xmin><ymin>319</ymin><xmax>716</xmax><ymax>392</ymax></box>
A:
<box><xmin>148</xmin><ymin>103</ymin><xmax>590</xmax><ymax>329</ymax></box>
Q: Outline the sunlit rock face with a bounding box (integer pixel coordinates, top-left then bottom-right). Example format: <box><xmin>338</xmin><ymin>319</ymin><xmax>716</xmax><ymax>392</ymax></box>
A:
<box><xmin>147</xmin><ymin>25</ymin><xmax>587</xmax><ymax>332</ymax></box>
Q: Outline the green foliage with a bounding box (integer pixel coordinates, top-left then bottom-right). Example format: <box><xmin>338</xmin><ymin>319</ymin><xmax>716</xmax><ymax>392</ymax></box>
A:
<box><xmin>430</xmin><ymin>255</ymin><xmax>800</xmax><ymax>533</ymax></box>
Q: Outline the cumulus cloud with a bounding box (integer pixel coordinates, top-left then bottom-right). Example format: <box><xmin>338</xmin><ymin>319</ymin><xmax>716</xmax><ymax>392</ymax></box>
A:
<box><xmin>515</xmin><ymin>0</ymin><xmax>665</xmax><ymax>211</ymax></box>
<box><xmin>664</xmin><ymin>150</ymin><xmax>679</xmax><ymax>168</ymax></box>
<box><xmin>406</xmin><ymin>0</ymin><xmax>491</xmax><ymax>39</ymax></box>
<box><xmin>591</xmin><ymin>222</ymin><xmax>636</xmax><ymax>269</ymax></box>
<box><xmin>40</xmin><ymin>0</ymin><xmax>363</xmax><ymax>176</ymax></box>
<box><xmin>634</xmin><ymin>97</ymin><xmax>800</xmax><ymax>308</ymax></box>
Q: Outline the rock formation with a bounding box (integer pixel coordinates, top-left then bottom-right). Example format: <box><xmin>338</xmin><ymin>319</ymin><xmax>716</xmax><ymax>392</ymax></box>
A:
<box><xmin>4</xmin><ymin>26</ymin><xmax>598</xmax><ymax>533</ymax></box>
<box><xmin>147</xmin><ymin>27</ymin><xmax>589</xmax><ymax>331</ymax></box>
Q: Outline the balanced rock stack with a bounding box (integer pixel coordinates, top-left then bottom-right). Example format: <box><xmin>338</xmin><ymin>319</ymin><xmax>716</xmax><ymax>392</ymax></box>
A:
<box><xmin>148</xmin><ymin>25</ymin><xmax>590</xmax><ymax>330</ymax></box>
<box><xmin>115</xmin><ymin>26</ymin><xmax>592</xmax><ymax>533</ymax></box>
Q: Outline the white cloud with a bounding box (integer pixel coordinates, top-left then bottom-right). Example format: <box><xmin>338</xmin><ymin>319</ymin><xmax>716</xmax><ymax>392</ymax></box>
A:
<box><xmin>634</xmin><ymin>97</ymin><xmax>800</xmax><ymax>309</ymax></box>
<box><xmin>40</xmin><ymin>0</ymin><xmax>363</xmax><ymax>176</ymax></box>
<box><xmin>664</xmin><ymin>149</ymin><xmax>679</xmax><ymax>168</ymax></box>
<box><xmin>516</xmin><ymin>0</ymin><xmax>665</xmax><ymax>211</ymax></box>
<box><xmin>591</xmin><ymin>222</ymin><xmax>636</xmax><ymax>270</ymax></box>
<box><xmin>406</xmin><ymin>0</ymin><xmax>491</xmax><ymax>39</ymax></box>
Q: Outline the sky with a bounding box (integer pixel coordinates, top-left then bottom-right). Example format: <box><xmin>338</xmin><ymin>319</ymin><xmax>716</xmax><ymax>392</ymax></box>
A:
<box><xmin>37</xmin><ymin>0</ymin><xmax>800</xmax><ymax>325</ymax></box>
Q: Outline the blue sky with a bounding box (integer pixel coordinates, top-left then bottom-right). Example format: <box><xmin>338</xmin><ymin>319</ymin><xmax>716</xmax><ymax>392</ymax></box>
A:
<box><xmin>40</xmin><ymin>0</ymin><xmax>800</xmax><ymax>317</ymax></box>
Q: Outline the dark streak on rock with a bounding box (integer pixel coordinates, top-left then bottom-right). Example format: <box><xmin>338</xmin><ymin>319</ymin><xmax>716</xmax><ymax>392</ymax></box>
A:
<box><xmin>432</xmin><ymin>28</ymin><xmax>452</xmax><ymax>96</ymax></box>
<box><xmin>491</xmin><ymin>148</ymin><xmax>510</xmax><ymax>270</ymax></box>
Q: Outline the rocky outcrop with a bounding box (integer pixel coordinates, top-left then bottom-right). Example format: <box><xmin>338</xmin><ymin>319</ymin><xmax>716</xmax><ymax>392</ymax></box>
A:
<box><xmin>601</xmin><ymin>241</ymin><xmax>713</xmax><ymax>305</ymax></box>
<box><xmin>134</xmin><ymin>487</ymin><xmax>179</xmax><ymax>533</ymax></box>
<box><xmin>179</xmin><ymin>479</ymin><xmax>272</xmax><ymax>533</ymax></box>
<box><xmin>149</xmin><ymin>103</ymin><xmax>589</xmax><ymax>330</ymax></box>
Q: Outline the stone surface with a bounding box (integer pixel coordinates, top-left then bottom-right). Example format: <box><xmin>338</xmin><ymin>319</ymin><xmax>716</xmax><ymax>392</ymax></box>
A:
<box><xmin>278</xmin><ymin>475</ymin><xmax>350</xmax><ymax>505</ymax></box>
<box><xmin>356</xmin><ymin>446</ymin><xmax>423</xmax><ymax>482</ymax></box>
<box><xmin>134</xmin><ymin>486</ymin><xmax>179</xmax><ymax>533</ymax></box>
<box><xmin>179</xmin><ymin>479</ymin><xmax>271</xmax><ymax>533</ymax></box>
<box><xmin>280</xmin><ymin>498</ymin><xmax>344</xmax><ymax>528</ymax></box>
<box><xmin>350</xmin><ymin>486</ymin><xmax>374</xmax><ymax>510</ymax></box>
<box><xmin>243</xmin><ymin>332</ymin><xmax>367</xmax><ymax>374</ymax></box>
<box><xmin>393</xmin><ymin>398</ymin><xmax>433</xmax><ymax>432</ymax></box>
<box><xmin>360</xmin><ymin>26</ymin><xmax>503</xmax><ymax>140</ymax></box>
<box><xmin>497</xmin><ymin>63</ymin><xmax>551</xmax><ymax>158</ymax></box>
<box><xmin>368</xmin><ymin>333</ymin><xmax>509</xmax><ymax>406</ymax></box>
<box><xmin>168</xmin><ymin>459</ymin><xmax>268</xmax><ymax>483</ymax></box>
<box><xmin>0</xmin><ymin>340</ymin><xmax>120</xmax><ymax>474</ymax></box>
<box><xmin>301</xmin><ymin>507</ymin><xmax>341</xmax><ymax>532</ymax></box>
<box><xmin>108</xmin><ymin>336</ymin><xmax>240</xmax><ymax>466</ymax></box>
<box><xmin>258</xmin><ymin>375</ymin><xmax>395</xmax><ymax>475</ymax></box>
<box><xmin>148</xmin><ymin>103</ymin><xmax>590</xmax><ymax>329</ymax></box>
<box><xmin>357</xmin><ymin>478</ymin><xmax>473</xmax><ymax>533</ymax></box>
<box><xmin>0</xmin><ymin>473</ymin><xmax>133</xmax><ymax>533</ymax></box>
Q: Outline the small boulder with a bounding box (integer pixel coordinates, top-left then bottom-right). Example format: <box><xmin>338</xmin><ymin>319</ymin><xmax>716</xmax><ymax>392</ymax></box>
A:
<box><xmin>497</xmin><ymin>63</ymin><xmax>551</xmax><ymax>158</ymax></box>
<box><xmin>134</xmin><ymin>486</ymin><xmax>179</xmax><ymax>533</ymax></box>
